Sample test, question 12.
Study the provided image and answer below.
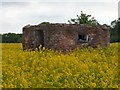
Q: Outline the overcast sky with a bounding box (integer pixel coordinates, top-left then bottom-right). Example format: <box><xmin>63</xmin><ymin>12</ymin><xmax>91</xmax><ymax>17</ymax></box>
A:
<box><xmin>0</xmin><ymin>0</ymin><xmax>119</xmax><ymax>34</ymax></box>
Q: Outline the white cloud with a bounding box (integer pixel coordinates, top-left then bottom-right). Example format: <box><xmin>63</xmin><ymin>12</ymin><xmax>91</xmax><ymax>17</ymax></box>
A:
<box><xmin>118</xmin><ymin>1</ymin><xmax>120</xmax><ymax>18</ymax></box>
<box><xmin>0</xmin><ymin>1</ymin><xmax>118</xmax><ymax>33</ymax></box>
<box><xmin>1</xmin><ymin>0</ymin><xmax>119</xmax><ymax>3</ymax></box>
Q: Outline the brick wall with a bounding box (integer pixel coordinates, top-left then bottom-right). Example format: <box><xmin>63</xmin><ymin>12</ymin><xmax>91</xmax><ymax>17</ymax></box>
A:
<box><xmin>22</xmin><ymin>24</ymin><xmax>110</xmax><ymax>51</ymax></box>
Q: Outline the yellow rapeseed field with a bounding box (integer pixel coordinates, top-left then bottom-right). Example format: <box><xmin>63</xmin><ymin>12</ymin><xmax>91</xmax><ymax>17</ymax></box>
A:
<box><xmin>1</xmin><ymin>43</ymin><xmax>119</xmax><ymax>88</ymax></box>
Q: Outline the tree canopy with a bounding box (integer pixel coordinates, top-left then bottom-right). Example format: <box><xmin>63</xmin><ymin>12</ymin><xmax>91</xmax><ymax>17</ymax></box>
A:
<box><xmin>68</xmin><ymin>11</ymin><xmax>99</xmax><ymax>25</ymax></box>
<box><xmin>110</xmin><ymin>18</ymin><xmax>120</xmax><ymax>42</ymax></box>
<box><xmin>1</xmin><ymin>33</ymin><xmax>22</xmax><ymax>43</ymax></box>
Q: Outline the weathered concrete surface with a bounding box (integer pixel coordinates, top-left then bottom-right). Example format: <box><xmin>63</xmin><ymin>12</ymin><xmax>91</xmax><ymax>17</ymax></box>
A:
<box><xmin>22</xmin><ymin>24</ymin><xmax>110</xmax><ymax>52</ymax></box>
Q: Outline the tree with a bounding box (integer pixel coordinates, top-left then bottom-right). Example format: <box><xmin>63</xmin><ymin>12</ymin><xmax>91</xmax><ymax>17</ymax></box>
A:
<box><xmin>2</xmin><ymin>33</ymin><xmax>22</xmax><ymax>43</ymax></box>
<box><xmin>68</xmin><ymin>11</ymin><xmax>99</xmax><ymax>25</ymax></box>
<box><xmin>110</xmin><ymin>18</ymin><xmax>120</xmax><ymax>42</ymax></box>
<box><xmin>0</xmin><ymin>34</ymin><xmax>2</xmax><ymax>43</ymax></box>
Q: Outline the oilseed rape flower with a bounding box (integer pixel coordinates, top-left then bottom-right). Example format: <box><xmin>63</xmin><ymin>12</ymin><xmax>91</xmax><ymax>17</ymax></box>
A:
<box><xmin>1</xmin><ymin>43</ymin><xmax>119</xmax><ymax>88</ymax></box>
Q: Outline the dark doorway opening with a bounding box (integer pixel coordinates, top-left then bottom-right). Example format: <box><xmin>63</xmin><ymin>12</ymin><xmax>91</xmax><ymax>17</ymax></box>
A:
<box><xmin>38</xmin><ymin>30</ymin><xmax>44</xmax><ymax>47</ymax></box>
